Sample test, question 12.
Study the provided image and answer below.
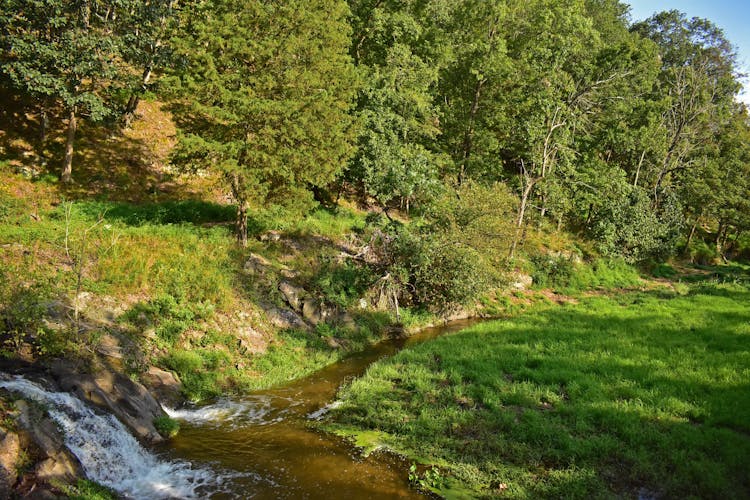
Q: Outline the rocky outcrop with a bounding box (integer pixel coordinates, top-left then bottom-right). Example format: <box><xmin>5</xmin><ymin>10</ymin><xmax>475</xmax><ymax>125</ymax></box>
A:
<box><xmin>50</xmin><ymin>362</ymin><xmax>166</xmax><ymax>443</ymax></box>
<box><xmin>511</xmin><ymin>272</ymin><xmax>533</xmax><ymax>290</ymax></box>
<box><xmin>15</xmin><ymin>399</ymin><xmax>83</xmax><ymax>486</ymax></box>
<box><xmin>264</xmin><ymin>305</ymin><xmax>308</xmax><ymax>330</ymax></box>
<box><xmin>278</xmin><ymin>281</ymin><xmax>307</xmax><ymax>312</ymax></box>
<box><xmin>244</xmin><ymin>253</ymin><xmax>273</xmax><ymax>275</ymax></box>
<box><xmin>141</xmin><ymin>366</ymin><xmax>182</xmax><ymax>408</ymax></box>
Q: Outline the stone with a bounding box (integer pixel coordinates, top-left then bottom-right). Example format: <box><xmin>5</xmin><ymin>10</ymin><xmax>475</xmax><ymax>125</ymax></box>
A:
<box><xmin>511</xmin><ymin>273</ymin><xmax>533</xmax><ymax>290</ymax></box>
<box><xmin>243</xmin><ymin>253</ymin><xmax>272</xmax><ymax>275</ymax></box>
<box><xmin>50</xmin><ymin>362</ymin><xmax>166</xmax><ymax>444</ymax></box>
<box><xmin>279</xmin><ymin>267</ymin><xmax>298</xmax><ymax>279</ymax></box>
<box><xmin>265</xmin><ymin>307</ymin><xmax>308</xmax><ymax>330</ymax></box>
<box><xmin>259</xmin><ymin>230</ymin><xmax>281</xmax><ymax>242</ymax></box>
<box><xmin>278</xmin><ymin>281</ymin><xmax>307</xmax><ymax>312</ymax></box>
<box><xmin>141</xmin><ymin>367</ymin><xmax>182</xmax><ymax>407</ymax></box>
<box><xmin>95</xmin><ymin>333</ymin><xmax>124</xmax><ymax>359</ymax></box>
<box><xmin>236</xmin><ymin>327</ymin><xmax>266</xmax><ymax>355</ymax></box>
<box><xmin>302</xmin><ymin>299</ymin><xmax>334</xmax><ymax>326</ymax></box>
<box><xmin>14</xmin><ymin>400</ymin><xmax>83</xmax><ymax>486</ymax></box>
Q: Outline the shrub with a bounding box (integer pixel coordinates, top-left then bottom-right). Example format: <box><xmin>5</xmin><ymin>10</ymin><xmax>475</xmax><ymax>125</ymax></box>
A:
<box><xmin>153</xmin><ymin>415</ymin><xmax>180</xmax><ymax>438</ymax></box>
<box><xmin>312</xmin><ymin>260</ymin><xmax>376</xmax><ymax>308</ymax></box>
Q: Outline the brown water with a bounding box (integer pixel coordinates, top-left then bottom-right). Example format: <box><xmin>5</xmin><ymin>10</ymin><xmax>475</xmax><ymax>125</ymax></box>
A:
<box><xmin>160</xmin><ymin>319</ymin><xmax>480</xmax><ymax>499</ymax></box>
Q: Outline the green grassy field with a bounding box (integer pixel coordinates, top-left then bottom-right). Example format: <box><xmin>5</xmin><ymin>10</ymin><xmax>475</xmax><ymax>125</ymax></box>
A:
<box><xmin>329</xmin><ymin>278</ymin><xmax>750</xmax><ymax>498</ymax></box>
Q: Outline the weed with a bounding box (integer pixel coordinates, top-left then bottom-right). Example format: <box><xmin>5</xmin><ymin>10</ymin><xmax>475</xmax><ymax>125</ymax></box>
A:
<box><xmin>63</xmin><ymin>479</ymin><xmax>118</xmax><ymax>500</ymax></box>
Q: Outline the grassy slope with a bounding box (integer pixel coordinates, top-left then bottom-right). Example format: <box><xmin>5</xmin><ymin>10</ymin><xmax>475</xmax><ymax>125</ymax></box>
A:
<box><xmin>329</xmin><ymin>276</ymin><xmax>750</xmax><ymax>498</ymax></box>
<box><xmin>0</xmin><ymin>164</ymin><xmax>393</xmax><ymax>400</ymax></box>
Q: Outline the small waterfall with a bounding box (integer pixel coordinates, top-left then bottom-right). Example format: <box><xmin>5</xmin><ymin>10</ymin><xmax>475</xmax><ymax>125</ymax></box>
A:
<box><xmin>0</xmin><ymin>375</ymin><xmax>240</xmax><ymax>499</ymax></box>
<box><xmin>164</xmin><ymin>395</ymin><xmax>291</xmax><ymax>430</ymax></box>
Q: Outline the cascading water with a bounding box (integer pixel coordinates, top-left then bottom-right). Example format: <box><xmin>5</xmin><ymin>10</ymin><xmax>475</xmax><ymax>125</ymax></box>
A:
<box><xmin>0</xmin><ymin>374</ymin><xmax>245</xmax><ymax>499</ymax></box>
<box><xmin>1</xmin><ymin>319</ymin><xmax>479</xmax><ymax>499</ymax></box>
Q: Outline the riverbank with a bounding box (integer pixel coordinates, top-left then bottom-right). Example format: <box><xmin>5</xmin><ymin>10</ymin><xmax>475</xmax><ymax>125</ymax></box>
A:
<box><xmin>325</xmin><ymin>272</ymin><xmax>750</xmax><ymax>498</ymax></box>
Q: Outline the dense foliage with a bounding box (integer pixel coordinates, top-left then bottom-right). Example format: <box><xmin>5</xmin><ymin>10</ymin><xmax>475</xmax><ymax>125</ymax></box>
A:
<box><xmin>2</xmin><ymin>0</ymin><xmax>749</xmax><ymax>279</ymax></box>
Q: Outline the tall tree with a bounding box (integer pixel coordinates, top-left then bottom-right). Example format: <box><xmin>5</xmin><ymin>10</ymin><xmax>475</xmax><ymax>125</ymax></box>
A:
<box><xmin>169</xmin><ymin>0</ymin><xmax>358</xmax><ymax>245</ymax></box>
<box><xmin>345</xmin><ymin>0</ymin><xmax>452</xmax><ymax>211</ymax></box>
<box><xmin>631</xmin><ymin>10</ymin><xmax>742</xmax><ymax>207</ymax></box>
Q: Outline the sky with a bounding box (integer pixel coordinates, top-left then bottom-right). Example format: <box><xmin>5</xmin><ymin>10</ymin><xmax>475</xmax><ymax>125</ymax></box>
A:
<box><xmin>626</xmin><ymin>0</ymin><xmax>750</xmax><ymax>104</ymax></box>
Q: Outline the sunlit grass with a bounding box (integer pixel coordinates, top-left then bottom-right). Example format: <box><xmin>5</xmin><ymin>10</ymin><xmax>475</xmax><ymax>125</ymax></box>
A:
<box><xmin>331</xmin><ymin>281</ymin><xmax>750</xmax><ymax>498</ymax></box>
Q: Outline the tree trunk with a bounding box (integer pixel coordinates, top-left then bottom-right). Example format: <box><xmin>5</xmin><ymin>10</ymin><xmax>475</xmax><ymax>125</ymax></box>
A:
<box><xmin>39</xmin><ymin>105</ymin><xmax>49</xmax><ymax>146</ymax></box>
<box><xmin>684</xmin><ymin>216</ymin><xmax>699</xmax><ymax>254</ymax></box>
<box><xmin>458</xmin><ymin>78</ymin><xmax>484</xmax><ymax>186</ymax></box>
<box><xmin>230</xmin><ymin>172</ymin><xmax>249</xmax><ymax>246</ymax></box>
<box><xmin>509</xmin><ymin>180</ymin><xmax>534</xmax><ymax>260</ymax></box>
<box><xmin>236</xmin><ymin>202</ymin><xmax>248</xmax><ymax>247</ymax></box>
<box><xmin>715</xmin><ymin>221</ymin><xmax>724</xmax><ymax>255</ymax></box>
<box><xmin>123</xmin><ymin>65</ymin><xmax>153</xmax><ymax>127</ymax></box>
<box><xmin>633</xmin><ymin>150</ymin><xmax>646</xmax><ymax>187</ymax></box>
<box><xmin>62</xmin><ymin>107</ymin><xmax>77</xmax><ymax>184</ymax></box>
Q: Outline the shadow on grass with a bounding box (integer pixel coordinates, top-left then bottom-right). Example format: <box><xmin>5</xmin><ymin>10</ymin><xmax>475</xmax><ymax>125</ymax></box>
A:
<box><xmin>73</xmin><ymin>199</ymin><xmax>236</xmax><ymax>226</ymax></box>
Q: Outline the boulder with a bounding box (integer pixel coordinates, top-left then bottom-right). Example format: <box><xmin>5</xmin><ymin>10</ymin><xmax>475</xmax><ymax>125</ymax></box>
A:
<box><xmin>302</xmin><ymin>299</ymin><xmax>332</xmax><ymax>325</ymax></box>
<box><xmin>14</xmin><ymin>400</ymin><xmax>83</xmax><ymax>486</ymax></box>
<box><xmin>50</xmin><ymin>362</ymin><xmax>165</xmax><ymax>444</ymax></box>
<box><xmin>236</xmin><ymin>326</ymin><xmax>266</xmax><ymax>355</ymax></box>
<box><xmin>141</xmin><ymin>367</ymin><xmax>182</xmax><ymax>407</ymax></box>
<box><xmin>243</xmin><ymin>253</ymin><xmax>272</xmax><ymax>275</ymax></box>
<box><xmin>265</xmin><ymin>307</ymin><xmax>308</xmax><ymax>331</ymax></box>
<box><xmin>511</xmin><ymin>273</ymin><xmax>533</xmax><ymax>290</ymax></box>
<box><xmin>278</xmin><ymin>281</ymin><xmax>307</xmax><ymax>312</ymax></box>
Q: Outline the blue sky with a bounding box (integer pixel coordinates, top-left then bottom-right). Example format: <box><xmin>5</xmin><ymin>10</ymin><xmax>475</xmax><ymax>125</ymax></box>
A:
<box><xmin>626</xmin><ymin>0</ymin><xmax>750</xmax><ymax>104</ymax></box>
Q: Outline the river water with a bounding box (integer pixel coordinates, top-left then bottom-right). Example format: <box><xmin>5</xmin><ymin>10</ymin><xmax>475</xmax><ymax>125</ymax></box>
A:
<box><xmin>0</xmin><ymin>319</ymin><xmax>479</xmax><ymax>499</ymax></box>
<box><xmin>162</xmin><ymin>319</ymin><xmax>479</xmax><ymax>499</ymax></box>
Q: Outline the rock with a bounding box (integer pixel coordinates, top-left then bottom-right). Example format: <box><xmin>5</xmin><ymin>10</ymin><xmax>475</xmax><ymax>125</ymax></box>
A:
<box><xmin>50</xmin><ymin>362</ymin><xmax>165</xmax><ymax>444</ymax></box>
<box><xmin>95</xmin><ymin>333</ymin><xmax>123</xmax><ymax>359</ymax></box>
<box><xmin>14</xmin><ymin>400</ymin><xmax>83</xmax><ymax>486</ymax></box>
<box><xmin>0</xmin><ymin>430</ymin><xmax>20</xmax><ymax>495</ymax></box>
<box><xmin>243</xmin><ymin>253</ymin><xmax>272</xmax><ymax>275</ymax></box>
<box><xmin>141</xmin><ymin>367</ymin><xmax>182</xmax><ymax>407</ymax></box>
<box><xmin>236</xmin><ymin>327</ymin><xmax>266</xmax><ymax>356</ymax></box>
<box><xmin>302</xmin><ymin>299</ymin><xmax>331</xmax><ymax>325</ymax></box>
<box><xmin>279</xmin><ymin>267</ymin><xmax>299</xmax><ymax>279</ymax></box>
<box><xmin>265</xmin><ymin>307</ymin><xmax>308</xmax><ymax>330</ymax></box>
<box><xmin>259</xmin><ymin>230</ymin><xmax>282</xmax><ymax>242</ymax></box>
<box><xmin>511</xmin><ymin>273</ymin><xmax>533</xmax><ymax>290</ymax></box>
<box><xmin>278</xmin><ymin>281</ymin><xmax>307</xmax><ymax>312</ymax></box>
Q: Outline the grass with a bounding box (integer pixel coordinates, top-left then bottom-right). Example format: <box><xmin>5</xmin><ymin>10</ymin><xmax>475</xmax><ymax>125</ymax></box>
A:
<box><xmin>328</xmin><ymin>279</ymin><xmax>750</xmax><ymax>498</ymax></box>
<box><xmin>159</xmin><ymin>313</ymin><xmax>393</xmax><ymax>401</ymax></box>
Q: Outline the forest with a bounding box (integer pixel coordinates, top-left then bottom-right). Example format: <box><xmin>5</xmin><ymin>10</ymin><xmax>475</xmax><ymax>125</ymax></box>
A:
<box><xmin>0</xmin><ymin>1</ymin><xmax>749</xmax><ymax>499</ymax></box>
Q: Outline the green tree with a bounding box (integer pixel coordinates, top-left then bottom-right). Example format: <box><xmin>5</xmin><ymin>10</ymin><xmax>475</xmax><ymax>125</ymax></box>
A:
<box><xmin>346</xmin><ymin>0</ymin><xmax>452</xmax><ymax>212</ymax></box>
<box><xmin>0</xmin><ymin>0</ymin><xmax>132</xmax><ymax>182</ymax></box>
<box><xmin>631</xmin><ymin>10</ymin><xmax>742</xmax><ymax>207</ymax></box>
<box><xmin>169</xmin><ymin>0</ymin><xmax>358</xmax><ymax>245</ymax></box>
<box><xmin>119</xmin><ymin>0</ymin><xmax>178</xmax><ymax>126</ymax></box>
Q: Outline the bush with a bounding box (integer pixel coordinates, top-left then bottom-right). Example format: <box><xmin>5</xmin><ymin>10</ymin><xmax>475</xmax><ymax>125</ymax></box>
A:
<box><xmin>589</xmin><ymin>188</ymin><xmax>683</xmax><ymax>263</ymax></box>
<box><xmin>312</xmin><ymin>260</ymin><xmax>376</xmax><ymax>308</ymax></box>
<box><xmin>153</xmin><ymin>415</ymin><xmax>180</xmax><ymax>438</ymax></box>
<box><xmin>387</xmin><ymin>229</ymin><xmax>491</xmax><ymax>312</ymax></box>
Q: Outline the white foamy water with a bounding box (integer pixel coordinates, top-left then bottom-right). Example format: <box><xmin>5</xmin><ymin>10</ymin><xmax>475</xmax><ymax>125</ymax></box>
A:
<box><xmin>0</xmin><ymin>374</ymin><xmax>243</xmax><ymax>499</ymax></box>
<box><xmin>165</xmin><ymin>395</ymin><xmax>292</xmax><ymax>429</ymax></box>
<box><xmin>306</xmin><ymin>400</ymin><xmax>343</xmax><ymax>420</ymax></box>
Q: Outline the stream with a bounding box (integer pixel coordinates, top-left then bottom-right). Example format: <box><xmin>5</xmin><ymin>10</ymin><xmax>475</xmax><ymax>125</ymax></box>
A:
<box><xmin>1</xmin><ymin>319</ymin><xmax>479</xmax><ymax>499</ymax></box>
